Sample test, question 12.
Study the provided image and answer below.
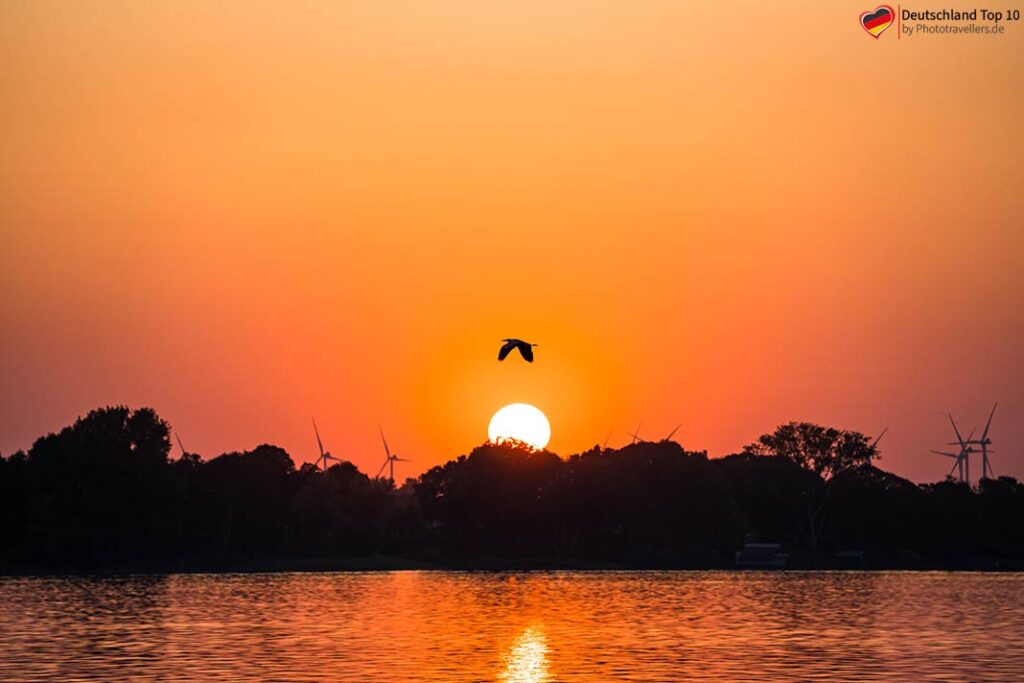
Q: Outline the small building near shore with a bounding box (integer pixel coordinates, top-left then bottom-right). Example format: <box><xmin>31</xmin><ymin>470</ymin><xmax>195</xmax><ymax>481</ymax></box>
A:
<box><xmin>735</xmin><ymin>542</ymin><xmax>788</xmax><ymax>569</ymax></box>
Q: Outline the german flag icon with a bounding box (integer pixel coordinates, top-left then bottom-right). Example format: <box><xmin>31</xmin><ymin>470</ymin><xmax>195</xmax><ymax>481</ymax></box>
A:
<box><xmin>860</xmin><ymin>5</ymin><xmax>895</xmax><ymax>38</ymax></box>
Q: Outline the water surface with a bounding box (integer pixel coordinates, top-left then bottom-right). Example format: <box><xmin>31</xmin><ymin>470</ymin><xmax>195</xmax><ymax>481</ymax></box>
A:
<box><xmin>1</xmin><ymin>571</ymin><xmax>1021</xmax><ymax>681</ymax></box>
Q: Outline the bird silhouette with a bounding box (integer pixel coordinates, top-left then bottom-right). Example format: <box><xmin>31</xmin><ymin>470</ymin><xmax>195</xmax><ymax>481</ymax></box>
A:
<box><xmin>498</xmin><ymin>338</ymin><xmax>537</xmax><ymax>362</ymax></box>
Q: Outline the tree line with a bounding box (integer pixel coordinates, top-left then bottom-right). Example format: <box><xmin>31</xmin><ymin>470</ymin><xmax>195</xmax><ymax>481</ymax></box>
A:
<box><xmin>1</xmin><ymin>406</ymin><xmax>1021</xmax><ymax>572</ymax></box>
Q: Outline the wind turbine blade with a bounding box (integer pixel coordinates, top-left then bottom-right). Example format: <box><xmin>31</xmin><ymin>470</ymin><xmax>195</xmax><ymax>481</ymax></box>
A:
<box><xmin>375</xmin><ymin>459</ymin><xmax>389</xmax><ymax>478</ymax></box>
<box><xmin>982</xmin><ymin>402</ymin><xmax>997</xmax><ymax>440</ymax></box>
<box><xmin>931</xmin><ymin>450</ymin><xmax>959</xmax><ymax>458</ymax></box>
<box><xmin>602</xmin><ymin>430</ymin><xmax>612</xmax><ymax>449</ymax></box>
<box><xmin>630</xmin><ymin>422</ymin><xmax>642</xmax><ymax>444</ymax></box>
<box><xmin>871</xmin><ymin>427</ymin><xmax>889</xmax><ymax>448</ymax></box>
<box><xmin>393</xmin><ymin>457</ymin><xmax>413</xmax><ymax>462</ymax></box>
<box><xmin>378</xmin><ymin>424</ymin><xmax>392</xmax><ymax>459</ymax></box>
<box><xmin>176</xmin><ymin>433</ymin><xmax>187</xmax><ymax>455</ymax></box>
<box><xmin>313</xmin><ymin>419</ymin><xmax>325</xmax><ymax>457</ymax></box>
<box><xmin>665</xmin><ymin>424</ymin><xmax>681</xmax><ymax>441</ymax></box>
<box><xmin>946</xmin><ymin>413</ymin><xmax>965</xmax><ymax>447</ymax></box>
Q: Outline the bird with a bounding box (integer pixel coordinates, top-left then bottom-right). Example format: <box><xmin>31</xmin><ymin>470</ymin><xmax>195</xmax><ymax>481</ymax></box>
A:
<box><xmin>498</xmin><ymin>338</ymin><xmax>538</xmax><ymax>362</ymax></box>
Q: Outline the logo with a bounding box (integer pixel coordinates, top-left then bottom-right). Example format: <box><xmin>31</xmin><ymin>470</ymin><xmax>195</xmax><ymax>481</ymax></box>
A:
<box><xmin>860</xmin><ymin>5</ymin><xmax>895</xmax><ymax>38</ymax></box>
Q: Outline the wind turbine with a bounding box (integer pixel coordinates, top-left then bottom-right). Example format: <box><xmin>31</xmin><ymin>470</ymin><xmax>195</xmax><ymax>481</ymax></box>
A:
<box><xmin>312</xmin><ymin>419</ymin><xmax>343</xmax><ymax>471</ymax></box>
<box><xmin>628</xmin><ymin>422</ymin><xmax>643</xmax><ymax>445</ymax></box>
<box><xmin>871</xmin><ymin>426</ymin><xmax>888</xmax><ymax>450</ymax></box>
<box><xmin>957</xmin><ymin>403</ymin><xmax>998</xmax><ymax>480</ymax></box>
<box><xmin>663</xmin><ymin>424</ymin><xmax>682</xmax><ymax>442</ymax></box>
<box><xmin>175</xmin><ymin>433</ymin><xmax>190</xmax><ymax>459</ymax></box>
<box><xmin>932</xmin><ymin>413</ymin><xmax>976</xmax><ymax>484</ymax></box>
<box><xmin>931</xmin><ymin>447</ymin><xmax>966</xmax><ymax>482</ymax></box>
<box><xmin>376</xmin><ymin>425</ymin><xmax>411</xmax><ymax>483</ymax></box>
<box><xmin>602</xmin><ymin>430</ymin><xmax>613</xmax><ymax>451</ymax></box>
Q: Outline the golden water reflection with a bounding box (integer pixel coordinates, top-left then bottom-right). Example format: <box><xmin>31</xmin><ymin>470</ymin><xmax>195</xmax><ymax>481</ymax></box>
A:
<box><xmin>500</xmin><ymin>625</ymin><xmax>551</xmax><ymax>683</ymax></box>
<box><xmin>1</xmin><ymin>572</ymin><xmax>1024</xmax><ymax>681</ymax></box>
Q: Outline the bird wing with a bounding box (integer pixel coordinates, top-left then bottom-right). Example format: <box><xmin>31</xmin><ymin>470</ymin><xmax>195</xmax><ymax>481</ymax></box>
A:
<box><xmin>498</xmin><ymin>340</ymin><xmax>517</xmax><ymax>361</ymax></box>
<box><xmin>518</xmin><ymin>342</ymin><xmax>534</xmax><ymax>362</ymax></box>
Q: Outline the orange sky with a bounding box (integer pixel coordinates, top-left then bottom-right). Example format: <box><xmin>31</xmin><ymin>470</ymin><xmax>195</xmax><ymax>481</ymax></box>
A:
<box><xmin>2</xmin><ymin>1</ymin><xmax>1022</xmax><ymax>482</ymax></box>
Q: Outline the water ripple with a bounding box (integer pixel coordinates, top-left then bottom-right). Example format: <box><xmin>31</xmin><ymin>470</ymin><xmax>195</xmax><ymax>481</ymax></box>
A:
<box><xmin>0</xmin><ymin>572</ymin><xmax>1022</xmax><ymax>682</ymax></box>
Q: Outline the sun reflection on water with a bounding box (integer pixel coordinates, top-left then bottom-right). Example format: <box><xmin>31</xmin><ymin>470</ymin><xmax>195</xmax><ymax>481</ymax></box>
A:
<box><xmin>500</xmin><ymin>625</ymin><xmax>552</xmax><ymax>683</ymax></box>
<box><xmin>3</xmin><ymin>573</ymin><xmax>1024</xmax><ymax>682</ymax></box>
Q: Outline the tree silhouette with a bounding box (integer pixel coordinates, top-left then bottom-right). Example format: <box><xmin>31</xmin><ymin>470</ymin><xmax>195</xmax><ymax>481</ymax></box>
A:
<box><xmin>743</xmin><ymin>422</ymin><xmax>878</xmax><ymax>479</ymax></box>
<box><xmin>416</xmin><ymin>440</ymin><xmax>566</xmax><ymax>557</ymax></box>
<box><xmin>743</xmin><ymin>423</ymin><xmax>879</xmax><ymax>553</ymax></box>
<box><xmin>0</xmin><ymin>407</ymin><xmax>1021</xmax><ymax>571</ymax></box>
<box><xmin>194</xmin><ymin>445</ymin><xmax>295</xmax><ymax>554</ymax></box>
<box><xmin>14</xmin><ymin>406</ymin><xmax>180</xmax><ymax>565</ymax></box>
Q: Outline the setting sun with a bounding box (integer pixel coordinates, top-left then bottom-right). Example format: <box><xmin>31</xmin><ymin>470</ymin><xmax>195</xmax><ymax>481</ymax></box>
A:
<box><xmin>488</xmin><ymin>404</ymin><xmax>551</xmax><ymax>450</ymax></box>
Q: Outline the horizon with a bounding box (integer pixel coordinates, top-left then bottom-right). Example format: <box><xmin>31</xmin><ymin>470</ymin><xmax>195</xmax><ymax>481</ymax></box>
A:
<box><xmin>2</xmin><ymin>1</ymin><xmax>1022</xmax><ymax>484</ymax></box>
<box><xmin>3</xmin><ymin>402</ymin><xmax>1001</xmax><ymax>486</ymax></box>
<box><xmin>6</xmin><ymin>402</ymin><xmax>1021</xmax><ymax>579</ymax></box>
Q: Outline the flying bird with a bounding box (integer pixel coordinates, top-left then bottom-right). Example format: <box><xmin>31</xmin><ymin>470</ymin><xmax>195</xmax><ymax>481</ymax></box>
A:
<box><xmin>498</xmin><ymin>338</ymin><xmax>538</xmax><ymax>362</ymax></box>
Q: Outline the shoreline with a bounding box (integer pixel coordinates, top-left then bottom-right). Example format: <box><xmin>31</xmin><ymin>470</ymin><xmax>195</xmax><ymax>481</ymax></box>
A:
<box><xmin>4</xmin><ymin>555</ymin><xmax>1023</xmax><ymax>577</ymax></box>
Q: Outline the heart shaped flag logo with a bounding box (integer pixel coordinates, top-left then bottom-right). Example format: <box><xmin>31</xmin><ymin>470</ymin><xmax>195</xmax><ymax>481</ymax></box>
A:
<box><xmin>860</xmin><ymin>5</ymin><xmax>895</xmax><ymax>38</ymax></box>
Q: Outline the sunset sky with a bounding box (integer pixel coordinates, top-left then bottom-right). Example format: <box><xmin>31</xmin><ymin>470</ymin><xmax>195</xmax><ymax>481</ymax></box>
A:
<box><xmin>2</xmin><ymin>1</ymin><xmax>1022</xmax><ymax>482</ymax></box>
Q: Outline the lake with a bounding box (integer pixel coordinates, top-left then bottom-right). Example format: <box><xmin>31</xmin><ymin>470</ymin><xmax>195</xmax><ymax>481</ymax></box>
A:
<box><xmin>1</xmin><ymin>571</ymin><xmax>1021</xmax><ymax>681</ymax></box>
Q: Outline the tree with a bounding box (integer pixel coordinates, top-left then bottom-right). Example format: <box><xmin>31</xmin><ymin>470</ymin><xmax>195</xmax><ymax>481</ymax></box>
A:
<box><xmin>743</xmin><ymin>422</ymin><xmax>877</xmax><ymax>480</ymax></box>
<box><xmin>743</xmin><ymin>422</ymin><xmax>879</xmax><ymax>553</ymax></box>
<box><xmin>194</xmin><ymin>445</ymin><xmax>295</xmax><ymax>555</ymax></box>
<box><xmin>416</xmin><ymin>441</ymin><xmax>566</xmax><ymax>557</ymax></box>
<box><xmin>18</xmin><ymin>406</ymin><xmax>179</xmax><ymax>564</ymax></box>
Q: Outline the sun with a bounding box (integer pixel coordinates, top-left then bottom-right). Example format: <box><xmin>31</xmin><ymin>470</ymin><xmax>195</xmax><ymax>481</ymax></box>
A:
<box><xmin>488</xmin><ymin>403</ymin><xmax>551</xmax><ymax>450</ymax></box>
